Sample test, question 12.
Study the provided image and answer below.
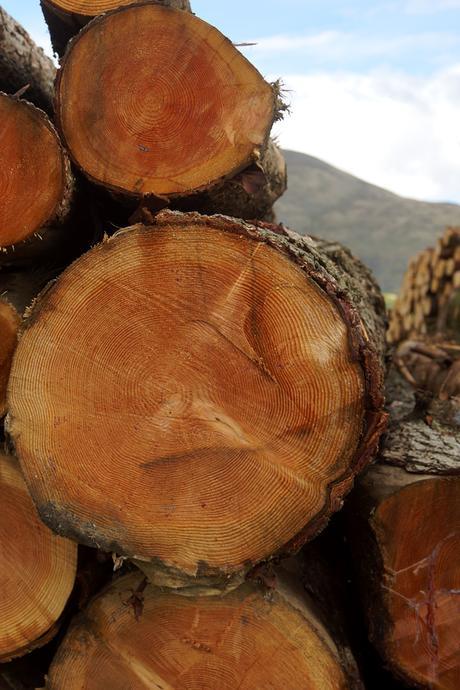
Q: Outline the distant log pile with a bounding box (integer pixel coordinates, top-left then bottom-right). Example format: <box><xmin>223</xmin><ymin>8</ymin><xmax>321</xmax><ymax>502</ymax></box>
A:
<box><xmin>388</xmin><ymin>226</ymin><xmax>460</xmax><ymax>344</ymax></box>
<box><xmin>2</xmin><ymin>1</ymin><xmax>459</xmax><ymax>688</ymax></box>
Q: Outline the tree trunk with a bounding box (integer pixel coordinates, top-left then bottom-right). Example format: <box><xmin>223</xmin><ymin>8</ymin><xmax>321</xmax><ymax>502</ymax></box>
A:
<box><xmin>41</xmin><ymin>0</ymin><xmax>192</xmax><ymax>57</ymax></box>
<box><xmin>0</xmin><ymin>301</ymin><xmax>19</xmax><ymax>418</ymax></box>
<box><xmin>7</xmin><ymin>211</ymin><xmax>387</xmax><ymax>591</ymax></box>
<box><xmin>54</xmin><ymin>3</ymin><xmax>281</xmax><ymax>217</ymax></box>
<box><xmin>0</xmin><ymin>7</ymin><xmax>56</xmax><ymax>115</ymax></box>
<box><xmin>0</xmin><ymin>94</ymin><xmax>75</xmax><ymax>262</ymax></box>
<box><xmin>47</xmin><ymin>569</ymin><xmax>355</xmax><ymax>689</ymax></box>
<box><xmin>347</xmin><ymin>369</ymin><xmax>460</xmax><ymax>689</ymax></box>
<box><xmin>0</xmin><ymin>453</ymin><xmax>77</xmax><ymax>663</ymax></box>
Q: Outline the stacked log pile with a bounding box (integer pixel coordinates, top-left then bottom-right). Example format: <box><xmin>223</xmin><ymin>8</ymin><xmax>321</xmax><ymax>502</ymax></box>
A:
<box><xmin>388</xmin><ymin>226</ymin><xmax>460</xmax><ymax>344</ymax></box>
<box><xmin>0</xmin><ymin>2</ymin><xmax>458</xmax><ymax>688</ymax></box>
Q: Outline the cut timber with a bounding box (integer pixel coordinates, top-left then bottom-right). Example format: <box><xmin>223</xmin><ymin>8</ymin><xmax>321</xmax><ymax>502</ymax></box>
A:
<box><xmin>349</xmin><ymin>465</ymin><xmax>460</xmax><ymax>690</ymax></box>
<box><xmin>47</xmin><ymin>571</ymin><xmax>351</xmax><ymax>689</ymax></box>
<box><xmin>55</xmin><ymin>3</ymin><xmax>278</xmax><ymax>201</ymax></box>
<box><xmin>0</xmin><ymin>300</ymin><xmax>19</xmax><ymax>417</ymax></box>
<box><xmin>0</xmin><ymin>453</ymin><xmax>77</xmax><ymax>662</ymax></box>
<box><xmin>0</xmin><ymin>94</ymin><xmax>74</xmax><ymax>257</ymax></box>
<box><xmin>0</xmin><ymin>7</ymin><xmax>55</xmax><ymax>114</ymax></box>
<box><xmin>41</xmin><ymin>0</ymin><xmax>192</xmax><ymax>57</ymax></box>
<box><xmin>7</xmin><ymin>212</ymin><xmax>386</xmax><ymax>590</ymax></box>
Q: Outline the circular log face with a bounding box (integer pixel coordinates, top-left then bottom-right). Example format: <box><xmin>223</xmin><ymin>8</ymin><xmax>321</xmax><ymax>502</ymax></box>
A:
<box><xmin>8</xmin><ymin>218</ymin><xmax>366</xmax><ymax>579</ymax></box>
<box><xmin>0</xmin><ymin>95</ymin><xmax>66</xmax><ymax>246</ymax></box>
<box><xmin>375</xmin><ymin>478</ymin><xmax>460</xmax><ymax>690</ymax></box>
<box><xmin>0</xmin><ymin>300</ymin><xmax>19</xmax><ymax>416</ymax></box>
<box><xmin>0</xmin><ymin>454</ymin><xmax>77</xmax><ymax>661</ymax></box>
<box><xmin>56</xmin><ymin>4</ymin><xmax>275</xmax><ymax>197</ymax></box>
<box><xmin>47</xmin><ymin>573</ymin><xmax>347</xmax><ymax>690</ymax></box>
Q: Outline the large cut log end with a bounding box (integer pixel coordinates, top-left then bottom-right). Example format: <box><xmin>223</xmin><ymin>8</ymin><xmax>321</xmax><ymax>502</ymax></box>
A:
<box><xmin>0</xmin><ymin>453</ymin><xmax>77</xmax><ymax>662</ymax></box>
<box><xmin>55</xmin><ymin>3</ymin><xmax>277</xmax><ymax>199</ymax></box>
<box><xmin>7</xmin><ymin>212</ymin><xmax>386</xmax><ymax>589</ymax></box>
<box><xmin>47</xmin><ymin>572</ymin><xmax>350</xmax><ymax>689</ymax></box>
<box><xmin>0</xmin><ymin>94</ymin><xmax>73</xmax><ymax>252</ymax></box>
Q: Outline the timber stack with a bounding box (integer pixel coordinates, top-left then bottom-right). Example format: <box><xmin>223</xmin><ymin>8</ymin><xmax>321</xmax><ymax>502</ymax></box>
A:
<box><xmin>0</xmin><ymin>1</ymin><xmax>458</xmax><ymax>688</ymax></box>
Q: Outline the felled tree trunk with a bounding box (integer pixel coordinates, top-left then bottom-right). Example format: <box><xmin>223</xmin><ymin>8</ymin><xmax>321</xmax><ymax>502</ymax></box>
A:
<box><xmin>54</xmin><ymin>3</ymin><xmax>282</xmax><ymax>219</ymax></box>
<box><xmin>0</xmin><ymin>7</ymin><xmax>55</xmax><ymax>114</ymax></box>
<box><xmin>0</xmin><ymin>300</ymin><xmax>19</xmax><ymax>417</ymax></box>
<box><xmin>0</xmin><ymin>453</ymin><xmax>77</xmax><ymax>663</ymax></box>
<box><xmin>47</xmin><ymin>569</ymin><xmax>355</xmax><ymax>689</ymax></box>
<box><xmin>7</xmin><ymin>211</ymin><xmax>387</xmax><ymax>591</ymax></box>
<box><xmin>347</xmin><ymin>369</ymin><xmax>460</xmax><ymax>690</ymax></box>
<box><xmin>41</xmin><ymin>0</ymin><xmax>192</xmax><ymax>57</ymax></box>
<box><xmin>0</xmin><ymin>94</ymin><xmax>74</xmax><ymax>263</ymax></box>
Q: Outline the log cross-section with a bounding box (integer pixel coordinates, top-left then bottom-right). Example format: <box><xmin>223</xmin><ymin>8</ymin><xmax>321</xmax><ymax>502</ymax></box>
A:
<box><xmin>7</xmin><ymin>212</ymin><xmax>386</xmax><ymax>590</ymax></box>
<box><xmin>55</xmin><ymin>2</ymin><xmax>277</xmax><ymax>201</ymax></box>
<box><xmin>0</xmin><ymin>453</ymin><xmax>77</xmax><ymax>663</ymax></box>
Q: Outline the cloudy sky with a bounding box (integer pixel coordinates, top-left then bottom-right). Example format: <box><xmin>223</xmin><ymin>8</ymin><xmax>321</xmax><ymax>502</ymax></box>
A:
<box><xmin>5</xmin><ymin>0</ymin><xmax>460</xmax><ymax>202</ymax></box>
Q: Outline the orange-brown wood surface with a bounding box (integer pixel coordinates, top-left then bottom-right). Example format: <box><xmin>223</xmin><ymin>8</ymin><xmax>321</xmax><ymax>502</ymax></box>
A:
<box><xmin>55</xmin><ymin>3</ymin><xmax>276</xmax><ymax>199</ymax></box>
<box><xmin>377</xmin><ymin>478</ymin><xmax>460</xmax><ymax>689</ymax></box>
<box><xmin>47</xmin><ymin>571</ymin><xmax>348</xmax><ymax>689</ymax></box>
<box><xmin>0</xmin><ymin>300</ymin><xmax>19</xmax><ymax>417</ymax></box>
<box><xmin>0</xmin><ymin>94</ymin><xmax>70</xmax><ymax>249</ymax></box>
<box><xmin>7</xmin><ymin>213</ymin><xmax>385</xmax><ymax>589</ymax></box>
<box><xmin>353</xmin><ymin>467</ymin><xmax>460</xmax><ymax>690</ymax></box>
<box><xmin>45</xmin><ymin>0</ymin><xmax>191</xmax><ymax>13</ymax></box>
<box><xmin>0</xmin><ymin>453</ymin><xmax>77</xmax><ymax>662</ymax></box>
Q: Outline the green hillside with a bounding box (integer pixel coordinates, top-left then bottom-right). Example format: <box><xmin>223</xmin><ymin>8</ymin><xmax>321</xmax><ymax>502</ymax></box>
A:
<box><xmin>275</xmin><ymin>150</ymin><xmax>460</xmax><ymax>292</ymax></box>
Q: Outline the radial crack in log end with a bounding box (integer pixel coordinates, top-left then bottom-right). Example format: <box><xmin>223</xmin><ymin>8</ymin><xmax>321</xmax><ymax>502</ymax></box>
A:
<box><xmin>7</xmin><ymin>211</ymin><xmax>386</xmax><ymax>589</ymax></box>
<box><xmin>349</xmin><ymin>465</ymin><xmax>460</xmax><ymax>690</ymax></box>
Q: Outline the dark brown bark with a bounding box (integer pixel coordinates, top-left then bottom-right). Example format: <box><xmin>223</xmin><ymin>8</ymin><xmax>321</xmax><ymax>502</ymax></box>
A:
<box><xmin>0</xmin><ymin>7</ymin><xmax>55</xmax><ymax>114</ymax></box>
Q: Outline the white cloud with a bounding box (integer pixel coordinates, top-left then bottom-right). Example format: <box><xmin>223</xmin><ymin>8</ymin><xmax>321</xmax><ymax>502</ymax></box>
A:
<box><xmin>249</xmin><ymin>30</ymin><xmax>460</xmax><ymax>63</ymax></box>
<box><xmin>272</xmin><ymin>65</ymin><xmax>460</xmax><ymax>202</ymax></box>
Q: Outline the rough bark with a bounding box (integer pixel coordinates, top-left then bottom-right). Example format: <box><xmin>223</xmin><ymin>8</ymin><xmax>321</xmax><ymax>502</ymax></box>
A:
<box><xmin>0</xmin><ymin>93</ymin><xmax>75</xmax><ymax>262</ymax></box>
<box><xmin>0</xmin><ymin>6</ymin><xmax>56</xmax><ymax>115</ymax></box>
<box><xmin>7</xmin><ymin>211</ymin><xmax>386</xmax><ymax>591</ymax></box>
<box><xmin>54</xmin><ymin>3</ymin><xmax>281</xmax><ymax>211</ymax></box>
<box><xmin>174</xmin><ymin>139</ymin><xmax>287</xmax><ymax>222</ymax></box>
<box><xmin>47</xmin><ymin>569</ymin><xmax>353</xmax><ymax>689</ymax></box>
<box><xmin>41</xmin><ymin>0</ymin><xmax>192</xmax><ymax>57</ymax></box>
<box><xmin>0</xmin><ymin>453</ymin><xmax>77</xmax><ymax>663</ymax></box>
<box><xmin>0</xmin><ymin>300</ymin><xmax>19</xmax><ymax>417</ymax></box>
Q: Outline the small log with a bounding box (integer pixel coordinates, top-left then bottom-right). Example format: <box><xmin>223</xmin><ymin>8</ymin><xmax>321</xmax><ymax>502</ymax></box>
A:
<box><xmin>7</xmin><ymin>211</ymin><xmax>386</xmax><ymax>591</ymax></box>
<box><xmin>0</xmin><ymin>7</ymin><xmax>55</xmax><ymax>114</ymax></box>
<box><xmin>0</xmin><ymin>300</ymin><xmax>19</xmax><ymax>417</ymax></box>
<box><xmin>0</xmin><ymin>453</ymin><xmax>77</xmax><ymax>662</ymax></box>
<box><xmin>0</xmin><ymin>94</ymin><xmax>74</xmax><ymax>261</ymax></box>
<box><xmin>41</xmin><ymin>0</ymin><xmax>192</xmax><ymax>57</ymax></box>
<box><xmin>47</xmin><ymin>570</ymin><xmax>354</xmax><ymax>689</ymax></box>
<box><xmin>55</xmin><ymin>4</ymin><xmax>280</xmax><ymax>211</ymax></box>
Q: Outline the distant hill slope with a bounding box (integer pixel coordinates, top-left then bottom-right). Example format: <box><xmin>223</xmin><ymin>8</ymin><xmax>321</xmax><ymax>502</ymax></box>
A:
<box><xmin>275</xmin><ymin>150</ymin><xmax>460</xmax><ymax>292</ymax></box>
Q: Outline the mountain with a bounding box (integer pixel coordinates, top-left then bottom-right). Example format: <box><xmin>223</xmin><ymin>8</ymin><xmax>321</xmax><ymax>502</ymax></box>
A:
<box><xmin>275</xmin><ymin>150</ymin><xmax>460</xmax><ymax>292</ymax></box>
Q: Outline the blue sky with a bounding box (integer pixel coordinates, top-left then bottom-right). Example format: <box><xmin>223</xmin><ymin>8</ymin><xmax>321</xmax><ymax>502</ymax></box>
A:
<box><xmin>4</xmin><ymin>0</ymin><xmax>460</xmax><ymax>202</ymax></box>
